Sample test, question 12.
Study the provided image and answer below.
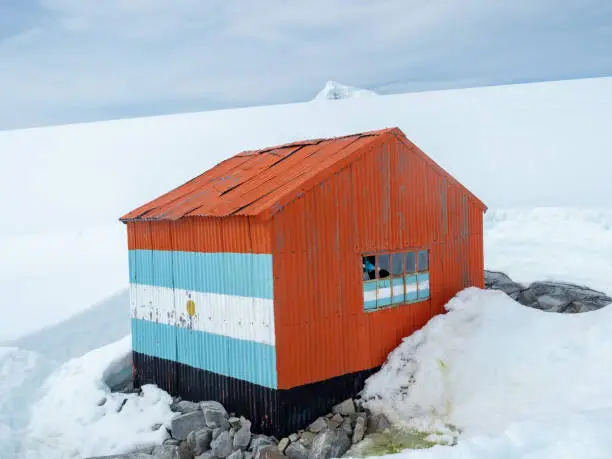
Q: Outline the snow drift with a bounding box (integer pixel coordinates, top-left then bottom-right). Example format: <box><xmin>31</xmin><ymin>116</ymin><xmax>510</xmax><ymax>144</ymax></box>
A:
<box><xmin>19</xmin><ymin>336</ymin><xmax>175</xmax><ymax>459</ymax></box>
<box><xmin>361</xmin><ymin>287</ymin><xmax>612</xmax><ymax>457</ymax></box>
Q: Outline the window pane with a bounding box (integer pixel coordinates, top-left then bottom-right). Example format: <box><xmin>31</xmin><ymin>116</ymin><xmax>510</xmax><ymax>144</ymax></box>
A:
<box><xmin>404</xmin><ymin>252</ymin><xmax>416</xmax><ymax>273</ymax></box>
<box><xmin>418</xmin><ymin>250</ymin><xmax>429</xmax><ymax>271</ymax></box>
<box><xmin>377</xmin><ymin>278</ymin><xmax>392</xmax><ymax>307</ymax></box>
<box><xmin>363</xmin><ymin>256</ymin><xmax>376</xmax><ymax>280</ymax></box>
<box><xmin>391</xmin><ymin>254</ymin><xmax>403</xmax><ymax>275</ymax></box>
<box><xmin>377</xmin><ymin>254</ymin><xmax>390</xmax><ymax>279</ymax></box>
<box><xmin>391</xmin><ymin>276</ymin><xmax>404</xmax><ymax>304</ymax></box>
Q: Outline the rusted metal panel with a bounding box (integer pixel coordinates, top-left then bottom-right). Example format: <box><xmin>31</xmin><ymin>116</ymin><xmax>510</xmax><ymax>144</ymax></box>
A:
<box><xmin>127</xmin><ymin>216</ymin><xmax>271</xmax><ymax>253</ymax></box>
<box><xmin>273</xmin><ymin>132</ymin><xmax>485</xmax><ymax>390</ymax></box>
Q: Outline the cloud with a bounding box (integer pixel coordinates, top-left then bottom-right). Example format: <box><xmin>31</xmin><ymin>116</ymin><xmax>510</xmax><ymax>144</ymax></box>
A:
<box><xmin>0</xmin><ymin>0</ymin><xmax>611</xmax><ymax>129</ymax></box>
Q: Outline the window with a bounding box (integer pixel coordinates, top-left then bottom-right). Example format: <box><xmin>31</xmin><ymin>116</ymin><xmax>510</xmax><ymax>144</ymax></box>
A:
<box><xmin>362</xmin><ymin>249</ymin><xmax>430</xmax><ymax>311</ymax></box>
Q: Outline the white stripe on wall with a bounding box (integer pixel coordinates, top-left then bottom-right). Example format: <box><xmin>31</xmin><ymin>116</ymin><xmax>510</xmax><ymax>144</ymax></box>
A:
<box><xmin>129</xmin><ymin>283</ymin><xmax>275</xmax><ymax>346</ymax></box>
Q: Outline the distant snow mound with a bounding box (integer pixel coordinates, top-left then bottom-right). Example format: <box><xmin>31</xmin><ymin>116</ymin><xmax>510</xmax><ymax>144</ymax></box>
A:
<box><xmin>313</xmin><ymin>81</ymin><xmax>378</xmax><ymax>101</ymax></box>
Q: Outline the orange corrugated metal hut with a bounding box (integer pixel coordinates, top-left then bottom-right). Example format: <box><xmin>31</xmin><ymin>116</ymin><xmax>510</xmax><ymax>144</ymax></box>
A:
<box><xmin>120</xmin><ymin>127</ymin><xmax>486</xmax><ymax>436</ymax></box>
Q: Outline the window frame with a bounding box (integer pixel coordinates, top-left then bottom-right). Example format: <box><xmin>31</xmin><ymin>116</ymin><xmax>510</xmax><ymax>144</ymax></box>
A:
<box><xmin>361</xmin><ymin>248</ymin><xmax>431</xmax><ymax>312</ymax></box>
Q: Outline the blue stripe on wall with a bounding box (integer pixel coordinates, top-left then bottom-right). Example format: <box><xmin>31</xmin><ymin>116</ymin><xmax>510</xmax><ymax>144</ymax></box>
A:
<box><xmin>132</xmin><ymin>319</ymin><xmax>277</xmax><ymax>389</ymax></box>
<box><xmin>129</xmin><ymin>250</ymin><xmax>273</xmax><ymax>299</ymax></box>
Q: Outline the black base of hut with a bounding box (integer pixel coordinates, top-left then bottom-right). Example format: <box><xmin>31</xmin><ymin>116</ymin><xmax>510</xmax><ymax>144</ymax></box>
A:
<box><xmin>133</xmin><ymin>352</ymin><xmax>379</xmax><ymax>437</ymax></box>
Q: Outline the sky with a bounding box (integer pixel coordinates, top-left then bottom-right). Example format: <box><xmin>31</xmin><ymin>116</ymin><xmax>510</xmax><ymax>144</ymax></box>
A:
<box><xmin>0</xmin><ymin>0</ymin><xmax>611</xmax><ymax>130</ymax></box>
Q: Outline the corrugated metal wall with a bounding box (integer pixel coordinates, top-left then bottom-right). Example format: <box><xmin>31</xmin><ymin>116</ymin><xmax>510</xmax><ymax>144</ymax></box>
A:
<box><xmin>127</xmin><ymin>216</ymin><xmax>276</xmax><ymax>395</ymax></box>
<box><xmin>272</xmin><ymin>134</ymin><xmax>484</xmax><ymax>390</ymax></box>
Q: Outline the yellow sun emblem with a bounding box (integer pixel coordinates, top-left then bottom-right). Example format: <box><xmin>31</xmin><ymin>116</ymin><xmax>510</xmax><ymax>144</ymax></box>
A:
<box><xmin>186</xmin><ymin>299</ymin><xmax>196</xmax><ymax>317</ymax></box>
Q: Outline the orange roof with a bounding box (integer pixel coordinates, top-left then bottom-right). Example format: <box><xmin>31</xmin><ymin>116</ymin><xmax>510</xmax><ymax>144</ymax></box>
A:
<box><xmin>120</xmin><ymin>127</ymin><xmax>485</xmax><ymax>222</ymax></box>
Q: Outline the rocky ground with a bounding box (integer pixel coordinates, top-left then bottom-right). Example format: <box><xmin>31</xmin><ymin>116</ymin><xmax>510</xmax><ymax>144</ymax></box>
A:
<box><xmin>87</xmin><ymin>397</ymin><xmax>390</xmax><ymax>459</ymax></box>
<box><xmin>484</xmin><ymin>270</ymin><xmax>611</xmax><ymax>313</ymax></box>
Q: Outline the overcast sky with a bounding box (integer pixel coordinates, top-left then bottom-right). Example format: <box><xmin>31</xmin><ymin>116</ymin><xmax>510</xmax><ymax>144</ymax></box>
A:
<box><xmin>1</xmin><ymin>0</ymin><xmax>611</xmax><ymax>130</ymax></box>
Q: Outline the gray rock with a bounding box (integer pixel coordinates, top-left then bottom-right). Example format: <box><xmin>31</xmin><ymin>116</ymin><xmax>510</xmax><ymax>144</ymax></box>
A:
<box><xmin>211</xmin><ymin>431</ymin><xmax>234</xmax><ymax>458</ymax></box>
<box><xmin>307</xmin><ymin>418</ymin><xmax>327</xmax><ymax>434</ymax></box>
<box><xmin>173</xmin><ymin>400</ymin><xmax>202</xmax><ymax>414</ymax></box>
<box><xmin>228</xmin><ymin>450</ymin><xmax>244</xmax><ymax>459</ymax></box>
<box><xmin>187</xmin><ymin>428</ymin><xmax>213</xmax><ymax>456</ymax></box>
<box><xmin>250</xmin><ymin>434</ymin><xmax>276</xmax><ymax>453</ymax></box>
<box><xmin>329</xmin><ymin>431</ymin><xmax>351</xmax><ymax>458</ymax></box>
<box><xmin>366</xmin><ymin>413</ymin><xmax>391</xmax><ymax>434</ymax></box>
<box><xmin>233</xmin><ymin>419</ymin><xmax>252</xmax><ymax>451</ymax></box>
<box><xmin>171</xmin><ymin>411</ymin><xmax>207</xmax><ymax>440</ymax></box>
<box><xmin>285</xmin><ymin>443</ymin><xmax>309</xmax><ymax>459</ymax></box>
<box><xmin>229</xmin><ymin>417</ymin><xmax>242</xmax><ymax>429</ymax></box>
<box><xmin>299</xmin><ymin>432</ymin><xmax>315</xmax><ymax>447</ymax></box>
<box><xmin>163</xmin><ymin>439</ymin><xmax>181</xmax><ymax>446</ymax></box>
<box><xmin>485</xmin><ymin>271</ymin><xmax>612</xmax><ymax>313</ymax></box>
<box><xmin>245</xmin><ymin>452</ymin><xmax>253</xmax><ymax>459</ymax></box>
<box><xmin>85</xmin><ymin>454</ymin><xmax>153</xmax><ymax>459</ymax></box>
<box><xmin>202</xmin><ymin>401</ymin><xmax>229</xmax><ymax>429</ymax></box>
<box><xmin>152</xmin><ymin>444</ymin><xmax>184</xmax><ymax>459</ymax></box>
<box><xmin>330</xmin><ymin>414</ymin><xmax>343</xmax><ymax>424</ymax></box>
<box><xmin>195</xmin><ymin>452</ymin><xmax>215</xmax><ymax>459</ymax></box>
<box><xmin>255</xmin><ymin>445</ymin><xmax>285</xmax><ymax>459</ymax></box>
<box><xmin>332</xmin><ymin>399</ymin><xmax>355</xmax><ymax>416</ymax></box>
<box><xmin>352</xmin><ymin>415</ymin><xmax>366</xmax><ymax>444</ymax></box>
<box><xmin>308</xmin><ymin>430</ymin><xmax>338</xmax><ymax>459</ymax></box>
<box><xmin>288</xmin><ymin>433</ymin><xmax>299</xmax><ymax>443</ymax></box>
<box><xmin>277</xmin><ymin>438</ymin><xmax>290</xmax><ymax>453</ymax></box>
<box><xmin>340</xmin><ymin>418</ymin><xmax>353</xmax><ymax>435</ymax></box>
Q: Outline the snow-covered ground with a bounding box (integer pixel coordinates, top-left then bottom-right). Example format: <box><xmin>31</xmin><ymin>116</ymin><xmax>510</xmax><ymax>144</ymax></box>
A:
<box><xmin>0</xmin><ymin>207</ymin><xmax>609</xmax><ymax>458</ymax></box>
<box><xmin>1</xmin><ymin>77</ymin><xmax>612</xmax><ymax>458</ymax></box>
<box><xmin>361</xmin><ymin>288</ymin><xmax>612</xmax><ymax>458</ymax></box>
<box><xmin>1</xmin><ymin>76</ymin><xmax>610</xmax><ymax>340</ymax></box>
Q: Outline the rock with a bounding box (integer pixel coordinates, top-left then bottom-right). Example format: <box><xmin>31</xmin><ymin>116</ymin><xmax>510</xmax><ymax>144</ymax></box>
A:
<box><xmin>255</xmin><ymin>445</ymin><xmax>285</xmax><ymax>459</ymax></box>
<box><xmin>307</xmin><ymin>417</ymin><xmax>327</xmax><ymax>433</ymax></box>
<box><xmin>332</xmin><ymin>399</ymin><xmax>355</xmax><ymax>416</ymax></box>
<box><xmin>195</xmin><ymin>452</ymin><xmax>215</xmax><ymax>459</ymax></box>
<box><xmin>152</xmin><ymin>444</ymin><xmax>187</xmax><ymax>459</ymax></box>
<box><xmin>172</xmin><ymin>400</ymin><xmax>202</xmax><ymax>414</ymax></box>
<box><xmin>330</xmin><ymin>414</ymin><xmax>343</xmax><ymax>424</ymax></box>
<box><xmin>340</xmin><ymin>418</ymin><xmax>353</xmax><ymax>435</ymax></box>
<box><xmin>299</xmin><ymin>432</ymin><xmax>315</xmax><ymax>447</ymax></box>
<box><xmin>187</xmin><ymin>428</ymin><xmax>213</xmax><ymax>456</ymax></box>
<box><xmin>85</xmin><ymin>454</ymin><xmax>153</xmax><ymax>459</ymax></box>
<box><xmin>484</xmin><ymin>270</ymin><xmax>525</xmax><ymax>299</ymax></box>
<box><xmin>233</xmin><ymin>419</ymin><xmax>252</xmax><ymax>450</ymax></box>
<box><xmin>201</xmin><ymin>401</ymin><xmax>229</xmax><ymax>429</ymax></box>
<box><xmin>211</xmin><ymin>431</ymin><xmax>234</xmax><ymax>458</ymax></box>
<box><xmin>485</xmin><ymin>272</ymin><xmax>612</xmax><ymax>313</ymax></box>
<box><xmin>288</xmin><ymin>433</ymin><xmax>299</xmax><ymax>443</ymax></box>
<box><xmin>229</xmin><ymin>417</ymin><xmax>242</xmax><ymax>429</ymax></box>
<box><xmin>172</xmin><ymin>411</ymin><xmax>207</xmax><ymax>441</ymax></box>
<box><xmin>366</xmin><ymin>413</ymin><xmax>391</xmax><ymax>434</ymax></box>
<box><xmin>245</xmin><ymin>452</ymin><xmax>253</xmax><ymax>459</ymax></box>
<box><xmin>228</xmin><ymin>450</ymin><xmax>244</xmax><ymax>459</ymax></box>
<box><xmin>277</xmin><ymin>438</ymin><xmax>290</xmax><ymax>453</ymax></box>
<box><xmin>352</xmin><ymin>415</ymin><xmax>366</xmax><ymax>444</ymax></box>
<box><xmin>285</xmin><ymin>442</ymin><xmax>309</xmax><ymax>459</ymax></box>
<box><xmin>163</xmin><ymin>439</ymin><xmax>181</xmax><ymax>446</ymax></box>
<box><xmin>329</xmin><ymin>431</ymin><xmax>351</xmax><ymax>458</ymax></box>
<box><xmin>308</xmin><ymin>430</ymin><xmax>334</xmax><ymax>459</ymax></box>
<box><xmin>250</xmin><ymin>434</ymin><xmax>276</xmax><ymax>454</ymax></box>
<box><xmin>178</xmin><ymin>441</ymin><xmax>192</xmax><ymax>459</ymax></box>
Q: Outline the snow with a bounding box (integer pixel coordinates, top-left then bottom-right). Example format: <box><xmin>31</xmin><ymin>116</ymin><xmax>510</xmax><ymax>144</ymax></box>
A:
<box><xmin>1</xmin><ymin>77</ymin><xmax>612</xmax><ymax>458</ymax></box>
<box><xmin>313</xmin><ymin>81</ymin><xmax>378</xmax><ymax>101</ymax></box>
<box><xmin>0</xmin><ymin>224</ymin><xmax>127</xmax><ymax>342</ymax></box>
<box><xmin>484</xmin><ymin>208</ymin><xmax>612</xmax><ymax>295</ymax></box>
<box><xmin>1</xmin><ymin>76</ymin><xmax>611</xmax><ymax>338</ymax></box>
<box><xmin>18</xmin><ymin>336</ymin><xmax>175</xmax><ymax>459</ymax></box>
<box><xmin>360</xmin><ymin>288</ymin><xmax>612</xmax><ymax>458</ymax></box>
